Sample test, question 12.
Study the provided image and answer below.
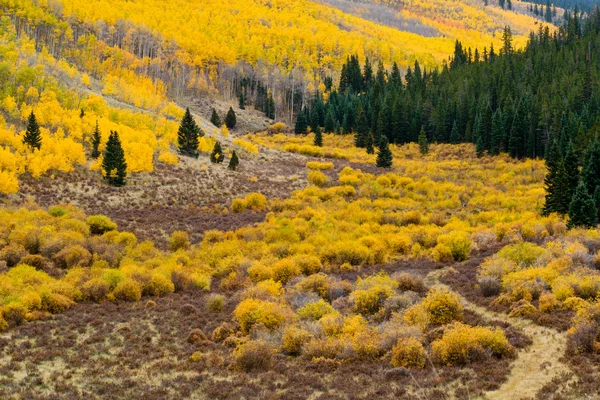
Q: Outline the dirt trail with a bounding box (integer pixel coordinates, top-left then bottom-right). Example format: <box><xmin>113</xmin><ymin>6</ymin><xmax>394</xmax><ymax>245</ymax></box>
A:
<box><xmin>425</xmin><ymin>267</ymin><xmax>570</xmax><ymax>400</ymax></box>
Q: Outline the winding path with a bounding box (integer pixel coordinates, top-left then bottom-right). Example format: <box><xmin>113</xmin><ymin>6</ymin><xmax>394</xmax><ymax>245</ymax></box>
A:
<box><xmin>424</xmin><ymin>266</ymin><xmax>570</xmax><ymax>400</ymax></box>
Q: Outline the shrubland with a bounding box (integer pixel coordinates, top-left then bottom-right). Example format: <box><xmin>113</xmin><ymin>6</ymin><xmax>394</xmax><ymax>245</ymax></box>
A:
<box><xmin>0</xmin><ymin>142</ymin><xmax>567</xmax><ymax>372</ymax></box>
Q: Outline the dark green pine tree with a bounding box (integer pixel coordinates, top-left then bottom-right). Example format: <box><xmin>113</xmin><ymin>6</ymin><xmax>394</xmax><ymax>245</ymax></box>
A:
<box><xmin>418</xmin><ymin>127</ymin><xmax>429</xmax><ymax>155</ymax></box>
<box><xmin>210</xmin><ymin>141</ymin><xmax>224</xmax><ymax>163</ymax></box>
<box><xmin>450</xmin><ymin>120</ymin><xmax>461</xmax><ymax>144</ymax></box>
<box><xmin>490</xmin><ymin>109</ymin><xmax>504</xmax><ymax>155</ymax></box>
<box><xmin>225</xmin><ymin>107</ymin><xmax>237</xmax><ymax>129</ymax></box>
<box><xmin>355</xmin><ymin>104</ymin><xmax>369</xmax><ymax>148</ymax></box>
<box><xmin>366</xmin><ymin>132</ymin><xmax>374</xmax><ymax>154</ymax></box>
<box><xmin>80</xmin><ymin>108</ymin><xmax>85</xmax><ymax>118</ymax></box>
<box><xmin>238</xmin><ymin>92</ymin><xmax>245</xmax><ymax>110</ymax></box>
<box><xmin>473</xmin><ymin>113</ymin><xmax>485</xmax><ymax>156</ymax></box>
<box><xmin>91</xmin><ymin>120</ymin><xmax>101</xmax><ymax>159</ymax></box>
<box><xmin>313</xmin><ymin>125</ymin><xmax>323</xmax><ymax>147</ymax></box>
<box><xmin>210</xmin><ymin>108</ymin><xmax>221</xmax><ymax>127</ymax></box>
<box><xmin>376</xmin><ymin>136</ymin><xmax>393</xmax><ymax>168</ymax></box>
<box><xmin>563</xmin><ymin>143</ymin><xmax>580</xmax><ymax>201</ymax></box>
<box><xmin>567</xmin><ymin>182</ymin><xmax>598</xmax><ymax>229</ymax></box>
<box><xmin>553</xmin><ymin>163</ymin><xmax>572</xmax><ymax>215</ymax></box>
<box><xmin>265</xmin><ymin>93</ymin><xmax>275</xmax><ymax>119</ymax></box>
<box><xmin>177</xmin><ymin>107</ymin><xmax>201</xmax><ymax>158</ymax></box>
<box><xmin>542</xmin><ymin>140</ymin><xmax>561</xmax><ymax>215</ymax></box>
<box><xmin>23</xmin><ymin>111</ymin><xmax>42</xmax><ymax>151</ymax></box>
<box><xmin>294</xmin><ymin>108</ymin><xmax>308</xmax><ymax>134</ymax></box>
<box><xmin>581</xmin><ymin>140</ymin><xmax>600</xmax><ymax>196</ymax></box>
<box><xmin>228</xmin><ymin>150</ymin><xmax>239</xmax><ymax>170</ymax></box>
<box><xmin>102</xmin><ymin>131</ymin><xmax>127</xmax><ymax>187</ymax></box>
<box><xmin>324</xmin><ymin>107</ymin><xmax>335</xmax><ymax>133</ymax></box>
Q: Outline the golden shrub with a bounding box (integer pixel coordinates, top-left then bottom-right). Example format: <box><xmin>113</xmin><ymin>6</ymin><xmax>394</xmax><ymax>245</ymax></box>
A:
<box><xmin>436</xmin><ymin>231</ymin><xmax>472</xmax><ymax>262</ymax></box>
<box><xmin>307</xmin><ymin>171</ymin><xmax>329</xmax><ymax>187</ymax></box>
<box><xmin>233</xmin><ymin>340</ymin><xmax>273</xmax><ymax>371</ymax></box>
<box><xmin>231</xmin><ymin>198</ymin><xmax>247</xmax><ymax>213</ymax></box>
<box><xmin>82</xmin><ymin>278</ymin><xmax>110</xmax><ymax>302</ymax></box>
<box><xmin>113</xmin><ymin>279</ymin><xmax>142</xmax><ymax>302</ymax></box>
<box><xmin>422</xmin><ymin>287</ymin><xmax>463</xmax><ymax>325</ymax></box>
<box><xmin>233</xmin><ymin>298</ymin><xmax>290</xmax><ymax>334</ymax></box>
<box><xmin>391</xmin><ymin>337</ymin><xmax>426</xmax><ymax>368</ymax></box>
<box><xmin>271</xmin><ymin>258</ymin><xmax>300</xmax><ymax>284</ymax></box>
<box><xmin>86</xmin><ymin>215</ymin><xmax>117</xmax><ymax>234</ymax></box>
<box><xmin>168</xmin><ymin>231</ymin><xmax>190</xmax><ymax>252</ymax></box>
<box><xmin>432</xmin><ymin>322</ymin><xmax>513</xmax><ymax>365</ymax></box>
<box><xmin>282</xmin><ymin>325</ymin><xmax>312</xmax><ymax>355</ymax></box>
<box><xmin>245</xmin><ymin>193</ymin><xmax>267</xmax><ymax>210</ymax></box>
<box><xmin>297</xmin><ymin>299</ymin><xmax>337</xmax><ymax>320</ymax></box>
<box><xmin>207</xmin><ymin>294</ymin><xmax>225</xmax><ymax>312</ymax></box>
<box><xmin>303</xmin><ymin>338</ymin><xmax>344</xmax><ymax>360</ymax></box>
<box><xmin>351</xmin><ymin>285</ymin><xmax>395</xmax><ymax>315</ymax></box>
<box><xmin>539</xmin><ymin>293</ymin><xmax>559</xmax><ymax>313</ymax></box>
<box><xmin>306</xmin><ymin>161</ymin><xmax>334</xmax><ymax>170</ymax></box>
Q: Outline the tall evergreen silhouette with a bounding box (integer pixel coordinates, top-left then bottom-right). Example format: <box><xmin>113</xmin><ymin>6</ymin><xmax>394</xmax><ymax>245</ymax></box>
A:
<box><xmin>177</xmin><ymin>108</ymin><xmax>201</xmax><ymax>158</ymax></box>
<box><xmin>91</xmin><ymin>121</ymin><xmax>101</xmax><ymax>159</ymax></box>
<box><xmin>102</xmin><ymin>131</ymin><xmax>127</xmax><ymax>187</ymax></box>
<box><xmin>23</xmin><ymin>111</ymin><xmax>42</xmax><ymax>151</ymax></box>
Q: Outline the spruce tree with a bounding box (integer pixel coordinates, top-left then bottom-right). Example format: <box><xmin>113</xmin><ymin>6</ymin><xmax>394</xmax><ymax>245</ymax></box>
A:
<box><xmin>80</xmin><ymin>109</ymin><xmax>85</xmax><ymax>118</ymax></box>
<box><xmin>563</xmin><ymin>143</ymin><xmax>580</xmax><ymax>201</ymax></box>
<box><xmin>238</xmin><ymin>92</ymin><xmax>245</xmax><ymax>110</ymax></box>
<box><xmin>225</xmin><ymin>107</ymin><xmax>237</xmax><ymax>129</ymax></box>
<box><xmin>366</xmin><ymin>132</ymin><xmax>374</xmax><ymax>154</ymax></box>
<box><xmin>23</xmin><ymin>111</ymin><xmax>42</xmax><ymax>151</ymax></box>
<box><xmin>376</xmin><ymin>136</ymin><xmax>393</xmax><ymax>168</ymax></box>
<box><xmin>324</xmin><ymin>107</ymin><xmax>335</xmax><ymax>133</ymax></box>
<box><xmin>450</xmin><ymin>120</ymin><xmax>460</xmax><ymax>144</ymax></box>
<box><xmin>567</xmin><ymin>182</ymin><xmax>598</xmax><ymax>229</ymax></box>
<box><xmin>294</xmin><ymin>109</ymin><xmax>308</xmax><ymax>134</ymax></box>
<box><xmin>210</xmin><ymin>141</ymin><xmax>224</xmax><ymax>163</ymax></box>
<box><xmin>91</xmin><ymin>120</ymin><xmax>101</xmax><ymax>159</ymax></box>
<box><xmin>581</xmin><ymin>140</ymin><xmax>600</xmax><ymax>196</ymax></box>
<box><xmin>355</xmin><ymin>104</ymin><xmax>369</xmax><ymax>148</ymax></box>
<box><xmin>554</xmin><ymin>163</ymin><xmax>572</xmax><ymax>215</ymax></box>
<box><xmin>543</xmin><ymin>140</ymin><xmax>561</xmax><ymax>215</ymax></box>
<box><xmin>210</xmin><ymin>108</ymin><xmax>221</xmax><ymax>127</ymax></box>
<box><xmin>228</xmin><ymin>150</ymin><xmax>239</xmax><ymax>171</ymax></box>
<box><xmin>177</xmin><ymin>107</ymin><xmax>201</xmax><ymax>158</ymax></box>
<box><xmin>313</xmin><ymin>125</ymin><xmax>323</xmax><ymax>147</ymax></box>
<box><xmin>102</xmin><ymin>131</ymin><xmax>127</xmax><ymax>187</ymax></box>
<box><xmin>265</xmin><ymin>93</ymin><xmax>275</xmax><ymax>119</ymax></box>
<box><xmin>418</xmin><ymin>127</ymin><xmax>429</xmax><ymax>155</ymax></box>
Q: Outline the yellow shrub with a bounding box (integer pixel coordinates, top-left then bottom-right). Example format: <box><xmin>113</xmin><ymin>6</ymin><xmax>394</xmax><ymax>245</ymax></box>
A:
<box><xmin>82</xmin><ymin>278</ymin><xmax>110</xmax><ymax>302</ymax></box>
<box><xmin>432</xmin><ymin>322</ymin><xmax>513</xmax><ymax>365</ymax></box>
<box><xmin>147</xmin><ymin>273</ymin><xmax>175</xmax><ymax>296</ymax></box>
<box><xmin>245</xmin><ymin>193</ymin><xmax>267</xmax><ymax>210</ymax></box>
<box><xmin>436</xmin><ymin>231</ymin><xmax>472</xmax><ymax>261</ymax></box>
<box><xmin>247</xmin><ymin>262</ymin><xmax>274</xmax><ymax>282</ymax></box>
<box><xmin>168</xmin><ymin>231</ymin><xmax>190</xmax><ymax>251</ymax></box>
<box><xmin>391</xmin><ymin>338</ymin><xmax>426</xmax><ymax>368</ymax></box>
<box><xmin>539</xmin><ymin>293</ymin><xmax>558</xmax><ymax>312</ymax></box>
<box><xmin>294</xmin><ymin>254</ymin><xmax>322</xmax><ymax>275</ymax></box>
<box><xmin>421</xmin><ymin>287</ymin><xmax>463</xmax><ymax>325</ymax></box>
<box><xmin>307</xmin><ymin>171</ymin><xmax>329</xmax><ymax>187</ymax></box>
<box><xmin>113</xmin><ymin>279</ymin><xmax>142</xmax><ymax>302</ymax></box>
<box><xmin>306</xmin><ymin>161</ymin><xmax>334</xmax><ymax>170</ymax></box>
<box><xmin>231</xmin><ymin>198</ymin><xmax>247</xmax><ymax>213</ymax></box>
<box><xmin>86</xmin><ymin>215</ymin><xmax>117</xmax><ymax>234</ymax></box>
<box><xmin>271</xmin><ymin>258</ymin><xmax>300</xmax><ymax>284</ymax></box>
<box><xmin>497</xmin><ymin>242</ymin><xmax>546</xmax><ymax>268</ymax></box>
<box><xmin>282</xmin><ymin>326</ymin><xmax>312</xmax><ymax>355</ymax></box>
<box><xmin>351</xmin><ymin>285</ymin><xmax>395</xmax><ymax>315</ymax></box>
<box><xmin>233</xmin><ymin>298</ymin><xmax>290</xmax><ymax>334</ymax></box>
<box><xmin>297</xmin><ymin>299</ymin><xmax>337</xmax><ymax>320</ymax></box>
